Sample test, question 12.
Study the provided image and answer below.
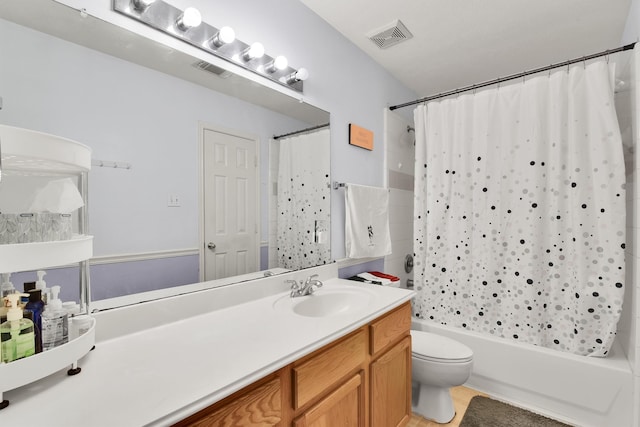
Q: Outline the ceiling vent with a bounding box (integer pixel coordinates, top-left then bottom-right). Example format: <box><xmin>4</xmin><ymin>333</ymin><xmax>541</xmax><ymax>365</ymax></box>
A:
<box><xmin>367</xmin><ymin>19</ymin><xmax>413</xmax><ymax>49</ymax></box>
<box><xmin>192</xmin><ymin>60</ymin><xmax>233</xmax><ymax>79</ymax></box>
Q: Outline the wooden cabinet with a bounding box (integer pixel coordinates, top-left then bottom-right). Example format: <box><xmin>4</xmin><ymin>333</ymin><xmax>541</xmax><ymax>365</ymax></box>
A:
<box><xmin>293</xmin><ymin>372</ymin><xmax>364</xmax><ymax>427</ymax></box>
<box><xmin>173</xmin><ymin>373</ymin><xmax>283</xmax><ymax>427</ymax></box>
<box><xmin>369</xmin><ymin>302</ymin><xmax>412</xmax><ymax>427</ymax></box>
<box><xmin>175</xmin><ymin>301</ymin><xmax>411</xmax><ymax>427</ymax></box>
<box><xmin>370</xmin><ymin>303</ymin><xmax>412</xmax><ymax>356</ymax></box>
<box><xmin>293</xmin><ymin>329</ymin><xmax>366</xmax><ymax>409</ymax></box>
<box><xmin>370</xmin><ymin>337</ymin><xmax>412</xmax><ymax>427</ymax></box>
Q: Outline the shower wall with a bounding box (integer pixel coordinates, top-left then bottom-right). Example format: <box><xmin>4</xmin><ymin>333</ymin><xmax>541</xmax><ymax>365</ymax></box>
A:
<box><xmin>611</xmin><ymin>49</ymin><xmax>640</xmax><ymax>427</ymax></box>
<box><xmin>384</xmin><ymin>110</ymin><xmax>415</xmax><ymax>287</ymax></box>
<box><xmin>618</xmin><ymin>50</ymin><xmax>638</xmax><ymax>369</ymax></box>
<box><xmin>624</xmin><ymin>48</ymin><xmax>640</xmax><ymax>427</ymax></box>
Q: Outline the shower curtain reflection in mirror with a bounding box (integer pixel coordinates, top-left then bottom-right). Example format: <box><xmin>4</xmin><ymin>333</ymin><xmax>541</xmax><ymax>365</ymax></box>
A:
<box><xmin>413</xmin><ymin>61</ymin><xmax>626</xmax><ymax>357</ymax></box>
<box><xmin>275</xmin><ymin>128</ymin><xmax>331</xmax><ymax>270</ymax></box>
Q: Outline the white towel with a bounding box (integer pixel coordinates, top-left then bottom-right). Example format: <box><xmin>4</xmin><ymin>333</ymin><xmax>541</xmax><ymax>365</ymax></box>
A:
<box><xmin>345</xmin><ymin>184</ymin><xmax>392</xmax><ymax>258</ymax></box>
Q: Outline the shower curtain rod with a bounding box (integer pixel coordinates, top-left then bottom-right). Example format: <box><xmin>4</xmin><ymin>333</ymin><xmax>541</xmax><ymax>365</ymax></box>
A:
<box><xmin>273</xmin><ymin>122</ymin><xmax>330</xmax><ymax>140</ymax></box>
<box><xmin>389</xmin><ymin>42</ymin><xmax>636</xmax><ymax>111</ymax></box>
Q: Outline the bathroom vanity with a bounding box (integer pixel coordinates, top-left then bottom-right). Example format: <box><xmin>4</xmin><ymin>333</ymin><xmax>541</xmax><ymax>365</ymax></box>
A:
<box><xmin>174</xmin><ymin>301</ymin><xmax>412</xmax><ymax>427</ymax></box>
<box><xmin>1</xmin><ymin>265</ymin><xmax>414</xmax><ymax>426</ymax></box>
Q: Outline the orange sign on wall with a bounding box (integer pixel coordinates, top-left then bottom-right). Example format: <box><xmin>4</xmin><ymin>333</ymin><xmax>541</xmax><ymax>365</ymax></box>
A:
<box><xmin>349</xmin><ymin>123</ymin><xmax>374</xmax><ymax>150</ymax></box>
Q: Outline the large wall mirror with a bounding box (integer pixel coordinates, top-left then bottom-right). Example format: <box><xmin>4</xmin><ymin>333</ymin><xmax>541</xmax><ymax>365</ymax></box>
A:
<box><xmin>0</xmin><ymin>0</ymin><xmax>331</xmax><ymax>308</ymax></box>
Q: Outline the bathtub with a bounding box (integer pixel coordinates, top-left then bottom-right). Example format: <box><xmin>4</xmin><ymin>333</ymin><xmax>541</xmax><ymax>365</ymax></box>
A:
<box><xmin>411</xmin><ymin>318</ymin><xmax>634</xmax><ymax>427</ymax></box>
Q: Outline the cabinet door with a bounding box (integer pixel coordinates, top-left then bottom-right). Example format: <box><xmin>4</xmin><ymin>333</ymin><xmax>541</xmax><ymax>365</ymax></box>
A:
<box><xmin>293</xmin><ymin>372</ymin><xmax>364</xmax><ymax>427</ymax></box>
<box><xmin>370</xmin><ymin>336</ymin><xmax>412</xmax><ymax>427</ymax></box>
<box><xmin>173</xmin><ymin>376</ymin><xmax>281</xmax><ymax>427</ymax></box>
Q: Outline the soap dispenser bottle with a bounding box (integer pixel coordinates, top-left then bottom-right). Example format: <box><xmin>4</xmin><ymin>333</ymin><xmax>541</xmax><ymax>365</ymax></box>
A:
<box><xmin>1</xmin><ymin>293</ymin><xmax>36</xmax><ymax>363</ymax></box>
<box><xmin>41</xmin><ymin>285</ymin><xmax>68</xmax><ymax>351</ymax></box>
<box><xmin>35</xmin><ymin>270</ymin><xmax>49</xmax><ymax>304</ymax></box>
<box><xmin>1</xmin><ymin>273</ymin><xmax>16</xmax><ymax>297</ymax></box>
<box><xmin>0</xmin><ymin>298</ymin><xmax>7</xmax><ymax>323</ymax></box>
<box><xmin>21</xmin><ymin>281</ymin><xmax>36</xmax><ymax>306</ymax></box>
<box><xmin>25</xmin><ymin>289</ymin><xmax>44</xmax><ymax>353</ymax></box>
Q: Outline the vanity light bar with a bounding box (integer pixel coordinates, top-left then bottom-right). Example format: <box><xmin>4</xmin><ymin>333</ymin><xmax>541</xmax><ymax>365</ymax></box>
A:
<box><xmin>112</xmin><ymin>0</ymin><xmax>306</xmax><ymax>92</ymax></box>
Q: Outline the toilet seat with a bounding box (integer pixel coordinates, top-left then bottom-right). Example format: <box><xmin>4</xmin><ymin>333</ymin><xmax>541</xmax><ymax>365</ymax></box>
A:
<box><xmin>411</xmin><ymin>330</ymin><xmax>473</xmax><ymax>363</ymax></box>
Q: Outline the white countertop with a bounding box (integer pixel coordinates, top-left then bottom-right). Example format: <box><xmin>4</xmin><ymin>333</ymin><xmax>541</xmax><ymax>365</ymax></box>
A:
<box><xmin>2</xmin><ymin>276</ymin><xmax>414</xmax><ymax>426</ymax></box>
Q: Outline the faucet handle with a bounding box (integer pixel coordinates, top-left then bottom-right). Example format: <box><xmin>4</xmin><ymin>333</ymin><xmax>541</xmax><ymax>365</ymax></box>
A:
<box><xmin>287</xmin><ymin>279</ymin><xmax>300</xmax><ymax>297</ymax></box>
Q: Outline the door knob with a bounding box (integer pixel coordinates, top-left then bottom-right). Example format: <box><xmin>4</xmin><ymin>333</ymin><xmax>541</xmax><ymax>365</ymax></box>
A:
<box><xmin>207</xmin><ymin>242</ymin><xmax>216</xmax><ymax>250</ymax></box>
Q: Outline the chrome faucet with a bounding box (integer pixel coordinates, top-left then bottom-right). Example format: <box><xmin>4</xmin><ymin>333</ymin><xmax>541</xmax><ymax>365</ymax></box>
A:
<box><xmin>289</xmin><ymin>274</ymin><xmax>323</xmax><ymax>297</ymax></box>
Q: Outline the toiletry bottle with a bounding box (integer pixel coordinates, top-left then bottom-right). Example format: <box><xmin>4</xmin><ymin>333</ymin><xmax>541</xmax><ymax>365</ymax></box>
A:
<box><xmin>62</xmin><ymin>301</ymin><xmax>80</xmax><ymax>317</ymax></box>
<box><xmin>1</xmin><ymin>273</ymin><xmax>16</xmax><ymax>297</ymax></box>
<box><xmin>62</xmin><ymin>301</ymin><xmax>80</xmax><ymax>340</ymax></box>
<box><xmin>35</xmin><ymin>270</ymin><xmax>49</xmax><ymax>304</ymax></box>
<box><xmin>22</xmin><ymin>281</ymin><xmax>36</xmax><ymax>305</ymax></box>
<box><xmin>25</xmin><ymin>289</ymin><xmax>44</xmax><ymax>353</ymax></box>
<box><xmin>1</xmin><ymin>293</ymin><xmax>36</xmax><ymax>363</ymax></box>
<box><xmin>0</xmin><ymin>296</ymin><xmax>8</xmax><ymax>322</ymax></box>
<box><xmin>41</xmin><ymin>286</ymin><xmax>68</xmax><ymax>351</ymax></box>
<box><xmin>71</xmin><ymin>315</ymin><xmax>92</xmax><ymax>340</ymax></box>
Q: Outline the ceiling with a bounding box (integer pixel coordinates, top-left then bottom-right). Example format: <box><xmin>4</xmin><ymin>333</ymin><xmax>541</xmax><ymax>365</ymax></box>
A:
<box><xmin>300</xmin><ymin>0</ymin><xmax>632</xmax><ymax>99</ymax></box>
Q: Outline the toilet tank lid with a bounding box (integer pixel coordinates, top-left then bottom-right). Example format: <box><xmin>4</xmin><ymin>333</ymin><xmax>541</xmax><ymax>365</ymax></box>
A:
<box><xmin>410</xmin><ymin>330</ymin><xmax>473</xmax><ymax>360</ymax></box>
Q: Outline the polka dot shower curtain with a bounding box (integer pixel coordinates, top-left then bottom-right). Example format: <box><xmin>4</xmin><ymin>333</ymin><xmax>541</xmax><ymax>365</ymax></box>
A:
<box><xmin>412</xmin><ymin>61</ymin><xmax>626</xmax><ymax>357</ymax></box>
<box><xmin>277</xmin><ymin>128</ymin><xmax>331</xmax><ymax>270</ymax></box>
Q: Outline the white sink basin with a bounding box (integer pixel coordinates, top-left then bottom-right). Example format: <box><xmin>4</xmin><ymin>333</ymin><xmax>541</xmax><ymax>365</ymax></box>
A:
<box><xmin>273</xmin><ymin>287</ymin><xmax>374</xmax><ymax>317</ymax></box>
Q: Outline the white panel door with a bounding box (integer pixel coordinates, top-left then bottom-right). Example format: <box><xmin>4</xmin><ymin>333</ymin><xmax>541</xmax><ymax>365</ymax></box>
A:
<box><xmin>203</xmin><ymin>128</ymin><xmax>258</xmax><ymax>280</ymax></box>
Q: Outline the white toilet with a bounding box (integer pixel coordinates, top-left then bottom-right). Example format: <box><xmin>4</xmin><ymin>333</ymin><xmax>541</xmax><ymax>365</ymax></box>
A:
<box><xmin>410</xmin><ymin>330</ymin><xmax>474</xmax><ymax>423</ymax></box>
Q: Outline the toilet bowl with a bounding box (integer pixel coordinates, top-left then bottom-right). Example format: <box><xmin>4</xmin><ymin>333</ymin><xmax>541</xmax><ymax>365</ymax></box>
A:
<box><xmin>410</xmin><ymin>330</ymin><xmax>473</xmax><ymax>423</ymax></box>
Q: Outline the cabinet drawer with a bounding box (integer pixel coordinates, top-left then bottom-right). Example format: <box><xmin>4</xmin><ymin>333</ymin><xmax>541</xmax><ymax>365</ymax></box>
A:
<box><xmin>369</xmin><ymin>302</ymin><xmax>411</xmax><ymax>355</ymax></box>
<box><xmin>293</xmin><ymin>329</ymin><xmax>366</xmax><ymax>409</ymax></box>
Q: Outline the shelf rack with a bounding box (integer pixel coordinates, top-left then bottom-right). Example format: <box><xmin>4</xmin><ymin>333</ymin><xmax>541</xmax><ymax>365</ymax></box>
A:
<box><xmin>0</xmin><ymin>124</ymin><xmax>95</xmax><ymax>409</ymax></box>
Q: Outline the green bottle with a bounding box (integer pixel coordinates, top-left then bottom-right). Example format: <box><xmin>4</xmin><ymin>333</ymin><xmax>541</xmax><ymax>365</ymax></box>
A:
<box><xmin>1</xmin><ymin>293</ymin><xmax>35</xmax><ymax>363</ymax></box>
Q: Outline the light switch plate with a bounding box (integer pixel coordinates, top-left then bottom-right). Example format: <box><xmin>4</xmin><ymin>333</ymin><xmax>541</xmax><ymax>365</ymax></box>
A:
<box><xmin>167</xmin><ymin>194</ymin><xmax>180</xmax><ymax>207</ymax></box>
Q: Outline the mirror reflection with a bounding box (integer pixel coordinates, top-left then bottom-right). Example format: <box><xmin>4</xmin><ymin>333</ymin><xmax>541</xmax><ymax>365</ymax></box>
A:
<box><xmin>0</xmin><ymin>0</ymin><xmax>331</xmax><ymax>307</ymax></box>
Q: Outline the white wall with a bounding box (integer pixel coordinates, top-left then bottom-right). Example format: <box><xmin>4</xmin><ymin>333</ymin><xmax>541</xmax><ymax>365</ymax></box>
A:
<box><xmin>623</xmin><ymin>0</ymin><xmax>640</xmax><ymax>45</ymax></box>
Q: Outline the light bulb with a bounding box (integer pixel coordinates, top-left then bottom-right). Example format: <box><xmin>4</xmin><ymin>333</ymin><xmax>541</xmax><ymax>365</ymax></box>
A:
<box><xmin>176</xmin><ymin>7</ymin><xmax>202</xmax><ymax>31</ymax></box>
<box><xmin>209</xmin><ymin>26</ymin><xmax>235</xmax><ymax>48</ymax></box>
<box><xmin>218</xmin><ymin>26</ymin><xmax>235</xmax><ymax>44</ymax></box>
<box><xmin>242</xmin><ymin>42</ymin><xmax>265</xmax><ymax>61</ymax></box>
<box><xmin>294</xmin><ymin>68</ymin><xmax>309</xmax><ymax>81</ymax></box>
<box><xmin>266</xmin><ymin>55</ymin><xmax>288</xmax><ymax>73</ymax></box>
<box><xmin>131</xmin><ymin>0</ymin><xmax>156</xmax><ymax>11</ymax></box>
<box><xmin>285</xmin><ymin>67</ymin><xmax>309</xmax><ymax>84</ymax></box>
